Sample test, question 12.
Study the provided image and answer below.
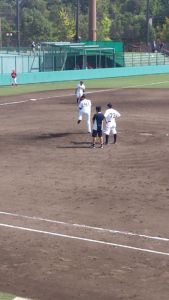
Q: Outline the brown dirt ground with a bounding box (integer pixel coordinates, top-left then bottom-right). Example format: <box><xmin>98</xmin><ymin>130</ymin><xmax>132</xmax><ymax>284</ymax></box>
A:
<box><xmin>0</xmin><ymin>88</ymin><xmax>169</xmax><ymax>300</ymax></box>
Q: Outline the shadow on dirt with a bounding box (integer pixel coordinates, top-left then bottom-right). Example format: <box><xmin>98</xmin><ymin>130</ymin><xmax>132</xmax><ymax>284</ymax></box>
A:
<box><xmin>30</xmin><ymin>132</ymin><xmax>89</xmax><ymax>140</ymax></box>
<box><xmin>56</xmin><ymin>141</ymin><xmax>92</xmax><ymax>149</ymax></box>
<box><xmin>35</xmin><ymin>132</ymin><xmax>72</xmax><ymax>139</ymax></box>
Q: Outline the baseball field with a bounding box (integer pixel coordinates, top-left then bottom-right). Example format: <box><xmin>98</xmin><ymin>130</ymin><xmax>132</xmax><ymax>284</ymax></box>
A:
<box><xmin>0</xmin><ymin>74</ymin><xmax>169</xmax><ymax>300</ymax></box>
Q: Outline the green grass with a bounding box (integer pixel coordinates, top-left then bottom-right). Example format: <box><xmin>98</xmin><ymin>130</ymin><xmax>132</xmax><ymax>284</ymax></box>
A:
<box><xmin>0</xmin><ymin>293</ymin><xmax>32</xmax><ymax>300</ymax></box>
<box><xmin>0</xmin><ymin>293</ymin><xmax>14</xmax><ymax>300</ymax></box>
<box><xmin>1</xmin><ymin>73</ymin><xmax>169</xmax><ymax>97</ymax></box>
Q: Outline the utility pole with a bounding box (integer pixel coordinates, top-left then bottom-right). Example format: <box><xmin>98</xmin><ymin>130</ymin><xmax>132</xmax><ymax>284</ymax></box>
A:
<box><xmin>146</xmin><ymin>0</ymin><xmax>150</xmax><ymax>47</ymax></box>
<box><xmin>75</xmin><ymin>0</ymin><xmax>80</xmax><ymax>42</ymax></box>
<box><xmin>0</xmin><ymin>17</ymin><xmax>2</xmax><ymax>48</ymax></box>
<box><xmin>89</xmin><ymin>0</ymin><xmax>96</xmax><ymax>41</ymax></box>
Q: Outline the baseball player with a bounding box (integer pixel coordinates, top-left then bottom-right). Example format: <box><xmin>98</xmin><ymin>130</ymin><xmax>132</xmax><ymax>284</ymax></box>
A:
<box><xmin>77</xmin><ymin>94</ymin><xmax>91</xmax><ymax>133</ymax></box>
<box><xmin>104</xmin><ymin>103</ymin><xmax>121</xmax><ymax>145</ymax></box>
<box><xmin>75</xmin><ymin>81</ymin><xmax>85</xmax><ymax>104</ymax></box>
<box><xmin>91</xmin><ymin>106</ymin><xmax>105</xmax><ymax>148</ymax></box>
<box><xmin>11</xmin><ymin>69</ymin><xmax>17</xmax><ymax>86</ymax></box>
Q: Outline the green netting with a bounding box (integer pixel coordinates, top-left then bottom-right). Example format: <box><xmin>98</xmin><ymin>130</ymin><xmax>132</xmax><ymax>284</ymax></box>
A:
<box><xmin>40</xmin><ymin>41</ymin><xmax>124</xmax><ymax>71</ymax></box>
<box><xmin>0</xmin><ymin>41</ymin><xmax>124</xmax><ymax>73</ymax></box>
<box><xmin>84</xmin><ymin>40</ymin><xmax>124</xmax><ymax>52</ymax></box>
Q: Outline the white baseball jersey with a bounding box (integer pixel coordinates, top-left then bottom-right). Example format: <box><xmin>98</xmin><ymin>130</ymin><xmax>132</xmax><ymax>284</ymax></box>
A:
<box><xmin>79</xmin><ymin>98</ymin><xmax>91</xmax><ymax>113</ymax></box>
<box><xmin>76</xmin><ymin>82</ymin><xmax>85</xmax><ymax>98</ymax></box>
<box><xmin>104</xmin><ymin>108</ymin><xmax>121</xmax><ymax>125</ymax></box>
<box><xmin>78</xmin><ymin>98</ymin><xmax>91</xmax><ymax>132</ymax></box>
<box><xmin>104</xmin><ymin>108</ymin><xmax>121</xmax><ymax>135</ymax></box>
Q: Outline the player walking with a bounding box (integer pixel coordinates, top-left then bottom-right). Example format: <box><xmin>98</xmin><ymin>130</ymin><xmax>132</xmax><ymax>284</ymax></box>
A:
<box><xmin>75</xmin><ymin>81</ymin><xmax>85</xmax><ymax>104</ymax></box>
<box><xmin>91</xmin><ymin>106</ymin><xmax>105</xmax><ymax>148</ymax></box>
<box><xmin>104</xmin><ymin>103</ymin><xmax>121</xmax><ymax>145</ymax></box>
<box><xmin>77</xmin><ymin>94</ymin><xmax>91</xmax><ymax>133</ymax></box>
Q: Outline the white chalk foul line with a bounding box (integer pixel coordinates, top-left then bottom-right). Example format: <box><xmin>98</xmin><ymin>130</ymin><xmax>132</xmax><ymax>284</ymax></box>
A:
<box><xmin>1</xmin><ymin>79</ymin><xmax>169</xmax><ymax>107</ymax></box>
<box><xmin>0</xmin><ymin>223</ymin><xmax>169</xmax><ymax>257</ymax></box>
<box><xmin>14</xmin><ymin>298</ymin><xmax>32</xmax><ymax>300</ymax></box>
<box><xmin>0</xmin><ymin>211</ymin><xmax>169</xmax><ymax>242</ymax></box>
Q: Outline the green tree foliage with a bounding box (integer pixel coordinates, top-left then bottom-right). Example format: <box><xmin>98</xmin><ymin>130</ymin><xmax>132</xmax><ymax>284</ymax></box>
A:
<box><xmin>0</xmin><ymin>0</ymin><xmax>169</xmax><ymax>46</ymax></box>
<box><xmin>159</xmin><ymin>17</ymin><xmax>169</xmax><ymax>41</ymax></box>
<box><xmin>56</xmin><ymin>7</ymin><xmax>75</xmax><ymax>41</ymax></box>
<box><xmin>97</xmin><ymin>15</ymin><xmax>112</xmax><ymax>41</ymax></box>
<box><xmin>20</xmin><ymin>0</ymin><xmax>52</xmax><ymax>44</ymax></box>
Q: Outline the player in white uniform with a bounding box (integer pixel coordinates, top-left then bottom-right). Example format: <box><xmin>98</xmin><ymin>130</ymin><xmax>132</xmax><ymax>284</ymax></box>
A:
<box><xmin>75</xmin><ymin>81</ymin><xmax>85</xmax><ymax>104</ymax></box>
<box><xmin>77</xmin><ymin>94</ymin><xmax>91</xmax><ymax>133</ymax></box>
<box><xmin>104</xmin><ymin>103</ymin><xmax>121</xmax><ymax>144</ymax></box>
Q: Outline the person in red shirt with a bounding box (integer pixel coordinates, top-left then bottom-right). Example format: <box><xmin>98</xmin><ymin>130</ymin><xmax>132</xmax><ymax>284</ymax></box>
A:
<box><xmin>11</xmin><ymin>70</ymin><xmax>17</xmax><ymax>86</ymax></box>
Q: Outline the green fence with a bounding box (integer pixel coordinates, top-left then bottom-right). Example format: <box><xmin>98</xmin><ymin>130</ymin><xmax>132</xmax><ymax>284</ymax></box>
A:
<box><xmin>124</xmin><ymin>52</ymin><xmax>169</xmax><ymax>67</ymax></box>
<box><xmin>0</xmin><ymin>41</ymin><xmax>125</xmax><ymax>74</ymax></box>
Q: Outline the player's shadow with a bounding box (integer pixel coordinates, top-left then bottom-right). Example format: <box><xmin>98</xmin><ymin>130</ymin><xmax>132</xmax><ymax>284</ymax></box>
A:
<box><xmin>32</xmin><ymin>132</ymin><xmax>88</xmax><ymax>140</ymax></box>
<box><xmin>56</xmin><ymin>141</ymin><xmax>91</xmax><ymax>149</ymax></box>
<box><xmin>57</xmin><ymin>141</ymin><xmax>91</xmax><ymax>149</ymax></box>
<box><xmin>35</xmin><ymin>132</ymin><xmax>72</xmax><ymax>139</ymax></box>
<box><xmin>25</xmin><ymin>132</ymin><xmax>92</xmax><ymax>148</ymax></box>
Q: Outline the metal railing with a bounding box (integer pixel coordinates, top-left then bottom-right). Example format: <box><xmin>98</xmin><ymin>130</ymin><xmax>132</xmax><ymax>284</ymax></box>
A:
<box><xmin>1</xmin><ymin>48</ymin><xmax>169</xmax><ymax>74</ymax></box>
<box><xmin>124</xmin><ymin>51</ymin><xmax>169</xmax><ymax>67</ymax></box>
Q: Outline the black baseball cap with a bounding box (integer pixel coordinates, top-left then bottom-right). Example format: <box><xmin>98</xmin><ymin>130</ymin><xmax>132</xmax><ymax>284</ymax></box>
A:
<box><xmin>96</xmin><ymin>106</ymin><xmax>101</xmax><ymax>112</ymax></box>
<box><xmin>107</xmin><ymin>103</ymin><xmax>112</xmax><ymax>108</ymax></box>
<box><xmin>80</xmin><ymin>94</ymin><xmax>86</xmax><ymax>99</ymax></box>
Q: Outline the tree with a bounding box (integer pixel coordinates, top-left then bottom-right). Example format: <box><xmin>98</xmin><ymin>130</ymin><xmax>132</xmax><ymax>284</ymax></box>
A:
<box><xmin>20</xmin><ymin>0</ymin><xmax>52</xmax><ymax>45</ymax></box>
<box><xmin>158</xmin><ymin>17</ymin><xmax>169</xmax><ymax>41</ymax></box>
<box><xmin>97</xmin><ymin>15</ymin><xmax>112</xmax><ymax>41</ymax></box>
<box><xmin>55</xmin><ymin>7</ymin><xmax>75</xmax><ymax>41</ymax></box>
<box><xmin>21</xmin><ymin>9</ymin><xmax>53</xmax><ymax>44</ymax></box>
<box><xmin>0</xmin><ymin>0</ymin><xmax>169</xmax><ymax>47</ymax></box>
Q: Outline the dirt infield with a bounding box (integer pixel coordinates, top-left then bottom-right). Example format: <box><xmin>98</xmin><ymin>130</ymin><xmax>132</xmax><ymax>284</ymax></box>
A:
<box><xmin>0</xmin><ymin>88</ymin><xmax>169</xmax><ymax>300</ymax></box>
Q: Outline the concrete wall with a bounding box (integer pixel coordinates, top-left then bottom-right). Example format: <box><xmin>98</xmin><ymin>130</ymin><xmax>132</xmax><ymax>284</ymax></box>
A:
<box><xmin>0</xmin><ymin>65</ymin><xmax>169</xmax><ymax>86</ymax></box>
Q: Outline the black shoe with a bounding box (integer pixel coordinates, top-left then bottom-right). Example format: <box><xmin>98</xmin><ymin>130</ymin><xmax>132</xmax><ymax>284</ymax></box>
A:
<box><xmin>77</xmin><ymin>120</ymin><xmax>81</xmax><ymax>124</ymax></box>
<box><xmin>90</xmin><ymin>144</ymin><xmax>95</xmax><ymax>148</ymax></box>
<box><xmin>100</xmin><ymin>144</ymin><xmax>103</xmax><ymax>149</ymax></box>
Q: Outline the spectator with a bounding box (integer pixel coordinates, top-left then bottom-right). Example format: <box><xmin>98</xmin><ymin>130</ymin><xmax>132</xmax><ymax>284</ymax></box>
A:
<box><xmin>31</xmin><ymin>41</ymin><xmax>36</xmax><ymax>54</ymax></box>
<box><xmin>152</xmin><ymin>41</ymin><xmax>157</xmax><ymax>53</ymax></box>
<box><xmin>159</xmin><ymin>41</ymin><xmax>164</xmax><ymax>52</ymax></box>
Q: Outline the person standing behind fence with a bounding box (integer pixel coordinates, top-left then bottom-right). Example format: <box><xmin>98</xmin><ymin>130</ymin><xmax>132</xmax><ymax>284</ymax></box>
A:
<box><xmin>31</xmin><ymin>41</ymin><xmax>36</xmax><ymax>54</ymax></box>
<box><xmin>11</xmin><ymin>70</ymin><xmax>17</xmax><ymax>86</ymax></box>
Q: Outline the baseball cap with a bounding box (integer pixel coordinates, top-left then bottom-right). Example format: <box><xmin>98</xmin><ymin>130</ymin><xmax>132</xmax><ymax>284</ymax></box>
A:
<box><xmin>96</xmin><ymin>106</ymin><xmax>101</xmax><ymax>112</ymax></box>
<box><xmin>107</xmin><ymin>103</ymin><xmax>112</xmax><ymax>108</ymax></box>
<box><xmin>80</xmin><ymin>94</ymin><xmax>86</xmax><ymax>100</ymax></box>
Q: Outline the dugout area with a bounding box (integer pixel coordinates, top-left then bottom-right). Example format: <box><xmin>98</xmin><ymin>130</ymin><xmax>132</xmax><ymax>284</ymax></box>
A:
<box><xmin>40</xmin><ymin>41</ymin><xmax>124</xmax><ymax>71</ymax></box>
<box><xmin>0</xmin><ymin>87</ymin><xmax>169</xmax><ymax>300</ymax></box>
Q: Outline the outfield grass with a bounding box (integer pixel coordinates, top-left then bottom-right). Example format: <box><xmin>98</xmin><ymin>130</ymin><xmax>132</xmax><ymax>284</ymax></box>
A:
<box><xmin>0</xmin><ymin>74</ymin><xmax>169</xmax><ymax>97</ymax></box>
<box><xmin>0</xmin><ymin>293</ymin><xmax>13</xmax><ymax>300</ymax></box>
<box><xmin>0</xmin><ymin>293</ymin><xmax>32</xmax><ymax>300</ymax></box>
